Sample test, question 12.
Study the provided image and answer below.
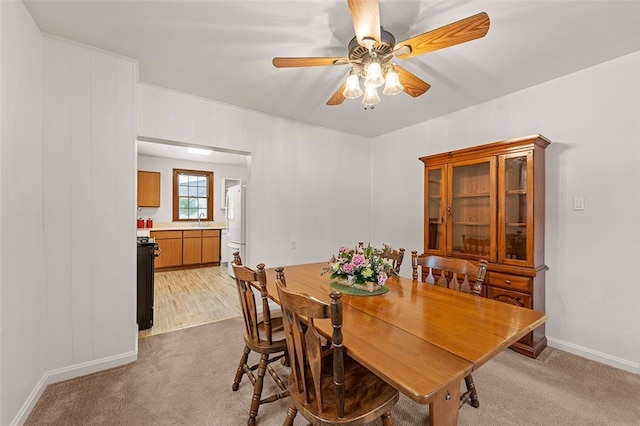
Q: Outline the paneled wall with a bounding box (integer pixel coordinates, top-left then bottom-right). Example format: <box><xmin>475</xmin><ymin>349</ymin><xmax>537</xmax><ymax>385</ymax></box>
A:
<box><xmin>42</xmin><ymin>37</ymin><xmax>137</xmax><ymax>374</ymax></box>
<box><xmin>371</xmin><ymin>51</ymin><xmax>640</xmax><ymax>373</ymax></box>
<box><xmin>0</xmin><ymin>2</ymin><xmax>44</xmax><ymax>425</ymax></box>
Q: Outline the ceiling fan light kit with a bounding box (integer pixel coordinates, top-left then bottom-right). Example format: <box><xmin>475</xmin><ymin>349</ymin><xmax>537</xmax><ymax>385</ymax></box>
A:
<box><xmin>343</xmin><ymin>72</ymin><xmax>363</xmax><ymax>99</ymax></box>
<box><xmin>272</xmin><ymin>1</ymin><xmax>490</xmax><ymax>109</ymax></box>
<box><xmin>382</xmin><ymin>66</ymin><xmax>403</xmax><ymax>96</ymax></box>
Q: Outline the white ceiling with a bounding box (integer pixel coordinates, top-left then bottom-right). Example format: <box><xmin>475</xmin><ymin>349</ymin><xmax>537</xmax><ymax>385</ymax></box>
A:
<box><xmin>24</xmin><ymin>0</ymin><xmax>640</xmax><ymax>159</ymax></box>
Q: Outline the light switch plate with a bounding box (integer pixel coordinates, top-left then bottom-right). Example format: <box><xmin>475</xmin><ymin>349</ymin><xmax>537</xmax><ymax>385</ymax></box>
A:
<box><xmin>573</xmin><ymin>196</ymin><xmax>585</xmax><ymax>211</ymax></box>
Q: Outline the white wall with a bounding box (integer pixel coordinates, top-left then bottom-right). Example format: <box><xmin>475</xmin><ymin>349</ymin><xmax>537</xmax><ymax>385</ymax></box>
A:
<box><xmin>371</xmin><ymin>51</ymin><xmax>640</xmax><ymax>373</ymax></box>
<box><xmin>0</xmin><ymin>2</ymin><xmax>44</xmax><ymax>425</ymax></box>
<box><xmin>137</xmin><ymin>154</ymin><xmax>248</xmax><ymax>223</ymax></box>
<box><xmin>42</xmin><ymin>35</ymin><xmax>138</xmax><ymax>379</ymax></box>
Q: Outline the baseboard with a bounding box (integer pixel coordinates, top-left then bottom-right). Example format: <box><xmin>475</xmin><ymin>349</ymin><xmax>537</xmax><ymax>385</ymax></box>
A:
<box><xmin>9</xmin><ymin>374</ymin><xmax>48</xmax><ymax>426</ymax></box>
<box><xmin>10</xmin><ymin>350</ymin><xmax>138</xmax><ymax>426</ymax></box>
<box><xmin>547</xmin><ymin>337</ymin><xmax>639</xmax><ymax>374</ymax></box>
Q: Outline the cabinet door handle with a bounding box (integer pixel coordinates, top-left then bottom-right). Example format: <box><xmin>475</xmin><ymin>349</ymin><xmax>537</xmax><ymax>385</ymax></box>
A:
<box><xmin>505</xmin><ymin>279</ymin><xmax>511</xmax><ymax>285</ymax></box>
<box><xmin>447</xmin><ymin>206</ymin><xmax>452</xmax><ymax>216</ymax></box>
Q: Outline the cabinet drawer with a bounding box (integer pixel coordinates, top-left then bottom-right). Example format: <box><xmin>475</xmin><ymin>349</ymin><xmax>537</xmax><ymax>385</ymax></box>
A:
<box><xmin>151</xmin><ymin>230</ymin><xmax>182</xmax><ymax>239</ymax></box>
<box><xmin>487</xmin><ymin>286</ymin><xmax>531</xmax><ymax>309</ymax></box>
<box><xmin>487</xmin><ymin>272</ymin><xmax>531</xmax><ymax>292</ymax></box>
<box><xmin>203</xmin><ymin>229</ymin><xmax>220</xmax><ymax>237</ymax></box>
<box><xmin>183</xmin><ymin>230</ymin><xmax>202</xmax><ymax>238</ymax></box>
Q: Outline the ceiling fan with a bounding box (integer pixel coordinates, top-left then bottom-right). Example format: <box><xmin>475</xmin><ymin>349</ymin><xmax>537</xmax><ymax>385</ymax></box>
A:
<box><xmin>272</xmin><ymin>0</ymin><xmax>490</xmax><ymax>109</ymax></box>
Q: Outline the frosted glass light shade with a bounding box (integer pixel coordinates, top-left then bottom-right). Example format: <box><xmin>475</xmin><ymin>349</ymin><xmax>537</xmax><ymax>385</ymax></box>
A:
<box><xmin>343</xmin><ymin>74</ymin><xmax>363</xmax><ymax>99</ymax></box>
<box><xmin>364</xmin><ymin>62</ymin><xmax>384</xmax><ymax>88</ymax></box>
<box><xmin>383</xmin><ymin>68</ymin><xmax>404</xmax><ymax>96</ymax></box>
<box><xmin>362</xmin><ymin>84</ymin><xmax>381</xmax><ymax>108</ymax></box>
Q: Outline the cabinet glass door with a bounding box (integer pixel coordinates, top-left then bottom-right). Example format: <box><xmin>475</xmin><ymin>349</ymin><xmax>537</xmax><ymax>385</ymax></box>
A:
<box><xmin>448</xmin><ymin>158</ymin><xmax>496</xmax><ymax>260</ymax></box>
<box><xmin>499</xmin><ymin>151</ymin><xmax>533</xmax><ymax>265</ymax></box>
<box><xmin>425</xmin><ymin>167</ymin><xmax>445</xmax><ymax>254</ymax></box>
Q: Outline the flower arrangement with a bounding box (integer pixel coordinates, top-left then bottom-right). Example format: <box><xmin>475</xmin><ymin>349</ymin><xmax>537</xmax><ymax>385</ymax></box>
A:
<box><xmin>322</xmin><ymin>242</ymin><xmax>397</xmax><ymax>289</ymax></box>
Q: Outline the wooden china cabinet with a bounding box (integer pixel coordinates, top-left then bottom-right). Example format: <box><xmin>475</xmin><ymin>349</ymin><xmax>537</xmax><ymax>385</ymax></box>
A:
<box><xmin>420</xmin><ymin>134</ymin><xmax>550</xmax><ymax>358</ymax></box>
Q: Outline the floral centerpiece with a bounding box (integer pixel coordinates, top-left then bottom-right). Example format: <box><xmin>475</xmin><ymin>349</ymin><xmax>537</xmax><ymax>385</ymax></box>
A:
<box><xmin>322</xmin><ymin>243</ymin><xmax>397</xmax><ymax>292</ymax></box>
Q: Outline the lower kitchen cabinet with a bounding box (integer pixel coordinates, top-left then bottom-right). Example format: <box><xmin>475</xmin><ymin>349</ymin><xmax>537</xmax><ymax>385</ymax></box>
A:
<box><xmin>183</xmin><ymin>230</ymin><xmax>204</xmax><ymax>265</ymax></box>
<box><xmin>202</xmin><ymin>230</ymin><xmax>221</xmax><ymax>264</ymax></box>
<box><xmin>151</xmin><ymin>229</ymin><xmax>221</xmax><ymax>271</ymax></box>
<box><xmin>152</xmin><ymin>231</ymin><xmax>183</xmax><ymax>269</ymax></box>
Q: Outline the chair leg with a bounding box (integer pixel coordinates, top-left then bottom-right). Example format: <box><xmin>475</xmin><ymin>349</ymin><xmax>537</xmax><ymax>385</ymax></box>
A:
<box><xmin>248</xmin><ymin>352</ymin><xmax>269</xmax><ymax>426</ymax></box>
<box><xmin>464</xmin><ymin>374</ymin><xmax>480</xmax><ymax>408</ymax></box>
<box><xmin>283</xmin><ymin>400</ymin><xmax>297</xmax><ymax>426</ymax></box>
<box><xmin>232</xmin><ymin>345</ymin><xmax>251</xmax><ymax>391</ymax></box>
<box><xmin>381</xmin><ymin>409</ymin><xmax>394</xmax><ymax>426</ymax></box>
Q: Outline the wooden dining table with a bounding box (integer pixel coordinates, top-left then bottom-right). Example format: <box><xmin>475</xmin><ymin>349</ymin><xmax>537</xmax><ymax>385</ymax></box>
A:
<box><xmin>265</xmin><ymin>262</ymin><xmax>547</xmax><ymax>425</ymax></box>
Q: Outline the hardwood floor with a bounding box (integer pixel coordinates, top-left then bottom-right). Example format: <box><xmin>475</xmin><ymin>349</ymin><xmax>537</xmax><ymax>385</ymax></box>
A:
<box><xmin>138</xmin><ymin>265</ymin><xmax>241</xmax><ymax>338</ymax></box>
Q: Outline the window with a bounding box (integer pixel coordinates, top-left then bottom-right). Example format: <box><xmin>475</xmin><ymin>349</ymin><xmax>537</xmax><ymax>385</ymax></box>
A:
<box><xmin>173</xmin><ymin>169</ymin><xmax>214</xmax><ymax>221</ymax></box>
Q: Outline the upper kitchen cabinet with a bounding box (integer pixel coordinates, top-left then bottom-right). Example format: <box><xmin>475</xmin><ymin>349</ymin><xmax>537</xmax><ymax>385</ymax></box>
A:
<box><xmin>138</xmin><ymin>171</ymin><xmax>160</xmax><ymax>207</ymax></box>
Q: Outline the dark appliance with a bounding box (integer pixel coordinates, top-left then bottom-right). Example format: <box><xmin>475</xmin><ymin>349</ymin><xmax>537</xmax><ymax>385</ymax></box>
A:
<box><xmin>137</xmin><ymin>236</ymin><xmax>159</xmax><ymax>330</ymax></box>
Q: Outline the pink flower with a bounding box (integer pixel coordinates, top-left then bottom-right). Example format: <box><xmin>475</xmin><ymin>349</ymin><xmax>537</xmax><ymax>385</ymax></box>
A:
<box><xmin>352</xmin><ymin>254</ymin><xmax>366</xmax><ymax>266</ymax></box>
<box><xmin>342</xmin><ymin>263</ymin><xmax>355</xmax><ymax>274</ymax></box>
<box><xmin>377</xmin><ymin>272</ymin><xmax>388</xmax><ymax>285</ymax></box>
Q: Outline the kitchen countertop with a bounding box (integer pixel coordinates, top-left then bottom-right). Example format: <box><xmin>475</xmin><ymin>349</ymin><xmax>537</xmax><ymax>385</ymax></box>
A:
<box><xmin>137</xmin><ymin>222</ymin><xmax>226</xmax><ymax>236</ymax></box>
<box><xmin>150</xmin><ymin>226</ymin><xmax>225</xmax><ymax>231</ymax></box>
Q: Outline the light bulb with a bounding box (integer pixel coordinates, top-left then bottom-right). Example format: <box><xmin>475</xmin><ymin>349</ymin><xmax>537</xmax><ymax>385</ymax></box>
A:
<box><xmin>364</xmin><ymin>62</ymin><xmax>384</xmax><ymax>88</ymax></box>
<box><xmin>383</xmin><ymin>67</ymin><xmax>404</xmax><ymax>96</ymax></box>
<box><xmin>362</xmin><ymin>84</ymin><xmax>381</xmax><ymax>109</ymax></box>
<box><xmin>342</xmin><ymin>74</ymin><xmax>363</xmax><ymax>99</ymax></box>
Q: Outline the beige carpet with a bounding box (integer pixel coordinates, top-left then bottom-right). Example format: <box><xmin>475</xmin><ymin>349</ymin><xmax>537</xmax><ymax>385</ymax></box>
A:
<box><xmin>26</xmin><ymin>317</ymin><xmax>640</xmax><ymax>425</ymax></box>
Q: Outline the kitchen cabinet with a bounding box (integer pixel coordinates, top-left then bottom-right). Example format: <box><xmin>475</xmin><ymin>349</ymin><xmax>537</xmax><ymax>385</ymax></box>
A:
<box><xmin>151</xmin><ymin>229</ymin><xmax>221</xmax><ymax>271</ymax></box>
<box><xmin>202</xmin><ymin>229</ymin><xmax>221</xmax><ymax>264</ymax></box>
<box><xmin>152</xmin><ymin>230</ymin><xmax>182</xmax><ymax>269</ymax></box>
<box><xmin>183</xmin><ymin>230</ymin><xmax>203</xmax><ymax>265</ymax></box>
<box><xmin>137</xmin><ymin>171</ymin><xmax>160</xmax><ymax>207</ymax></box>
<box><xmin>420</xmin><ymin>134</ymin><xmax>550</xmax><ymax>358</ymax></box>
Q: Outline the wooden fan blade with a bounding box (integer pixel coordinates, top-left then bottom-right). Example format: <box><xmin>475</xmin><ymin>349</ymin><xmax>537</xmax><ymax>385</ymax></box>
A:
<box><xmin>327</xmin><ymin>81</ymin><xmax>347</xmax><ymax>106</ymax></box>
<box><xmin>395</xmin><ymin>66</ymin><xmax>431</xmax><ymax>97</ymax></box>
<box><xmin>272</xmin><ymin>57</ymin><xmax>349</xmax><ymax>68</ymax></box>
<box><xmin>394</xmin><ymin>12</ymin><xmax>490</xmax><ymax>59</ymax></box>
<box><xmin>348</xmin><ymin>0</ymin><xmax>381</xmax><ymax>47</ymax></box>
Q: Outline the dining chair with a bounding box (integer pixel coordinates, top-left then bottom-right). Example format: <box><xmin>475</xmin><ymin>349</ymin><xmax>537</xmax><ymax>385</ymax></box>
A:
<box><xmin>275</xmin><ymin>276</ymin><xmax>399</xmax><ymax>426</ymax></box>
<box><xmin>462</xmin><ymin>235</ymin><xmax>491</xmax><ymax>257</ymax></box>
<box><xmin>410</xmin><ymin>251</ymin><xmax>488</xmax><ymax>408</ymax></box>
<box><xmin>381</xmin><ymin>246</ymin><xmax>405</xmax><ymax>274</ymax></box>
<box><xmin>231</xmin><ymin>256</ymin><xmax>290</xmax><ymax>426</ymax></box>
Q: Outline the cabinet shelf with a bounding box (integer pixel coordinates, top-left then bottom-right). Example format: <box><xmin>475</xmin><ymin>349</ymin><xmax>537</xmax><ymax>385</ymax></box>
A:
<box><xmin>506</xmin><ymin>190</ymin><xmax>527</xmax><ymax>195</ymax></box>
<box><xmin>453</xmin><ymin>222</ymin><xmax>490</xmax><ymax>226</ymax></box>
<box><xmin>506</xmin><ymin>222</ymin><xmax>527</xmax><ymax>227</ymax></box>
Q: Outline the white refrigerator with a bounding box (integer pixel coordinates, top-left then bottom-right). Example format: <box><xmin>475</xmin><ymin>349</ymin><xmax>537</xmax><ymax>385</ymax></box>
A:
<box><xmin>225</xmin><ymin>184</ymin><xmax>246</xmax><ymax>277</ymax></box>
